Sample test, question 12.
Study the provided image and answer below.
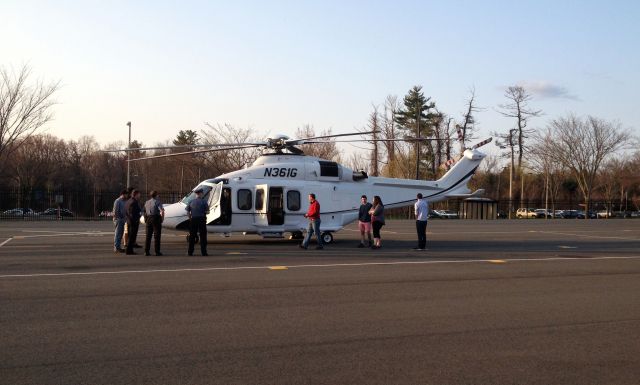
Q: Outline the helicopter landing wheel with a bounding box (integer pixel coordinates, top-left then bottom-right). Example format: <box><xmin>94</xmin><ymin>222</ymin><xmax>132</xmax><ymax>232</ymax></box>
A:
<box><xmin>321</xmin><ymin>232</ymin><xmax>333</xmax><ymax>244</ymax></box>
<box><xmin>186</xmin><ymin>234</ymin><xmax>199</xmax><ymax>244</ymax></box>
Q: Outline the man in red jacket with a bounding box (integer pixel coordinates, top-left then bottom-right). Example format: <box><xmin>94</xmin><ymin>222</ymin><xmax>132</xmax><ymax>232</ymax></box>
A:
<box><xmin>300</xmin><ymin>193</ymin><xmax>324</xmax><ymax>250</ymax></box>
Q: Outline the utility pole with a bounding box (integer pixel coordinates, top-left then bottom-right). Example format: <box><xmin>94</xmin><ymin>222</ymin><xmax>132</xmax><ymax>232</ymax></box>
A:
<box><xmin>126</xmin><ymin>121</ymin><xmax>131</xmax><ymax>188</ymax></box>
<box><xmin>521</xmin><ymin>170</ymin><xmax>525</xmax><ymax>208</ymax></box>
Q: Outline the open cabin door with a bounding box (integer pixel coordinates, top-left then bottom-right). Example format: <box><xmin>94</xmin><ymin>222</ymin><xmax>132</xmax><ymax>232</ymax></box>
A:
<box><xmin>206</xmin><ymin>181</ymin><xmax>231</xmax><ymax>226</ymax></box>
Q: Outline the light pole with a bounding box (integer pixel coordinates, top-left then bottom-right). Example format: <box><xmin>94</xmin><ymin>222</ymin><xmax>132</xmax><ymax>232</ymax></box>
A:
<box><xmin>126</xmin><ymin>121</ymin><xmax>131</xmax><ymax>188</ymax></box>
<box><xmin>544</xmin><ymin>169</ymin><xmax>549</xmax><ymax>220</ymax></box>
<box><xmin>508</xmin><ymin>129</ymin><xmax>516</xmax><ymax>219</ymax></box>
<box><xmin>508</xmin><ymin>159</ymin><xmax>513</xmax><ymax>218</ymax></box>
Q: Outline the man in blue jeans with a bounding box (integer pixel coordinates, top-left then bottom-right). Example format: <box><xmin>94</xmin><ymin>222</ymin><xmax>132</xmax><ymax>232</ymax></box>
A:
<box><xmin>300</xmin><ymin>193</ymin><xmax>323</xmax><ymax>250</ymax></box>
<box><xmin>112</xmin><ymin>189</ymin><xmax>127</xmax><ymax>253</ymax></box>
<box><xmin>414</xmin><ymin>193</ymin><xmax>429</xmax><ymax>250</ymax></box>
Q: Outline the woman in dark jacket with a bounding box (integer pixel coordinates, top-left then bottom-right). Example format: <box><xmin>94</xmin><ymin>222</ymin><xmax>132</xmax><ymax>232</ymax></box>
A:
<box><xmin>368</xmin><ymin>195</ymin><xmax>385</xmax><ymax>249</ymax></box>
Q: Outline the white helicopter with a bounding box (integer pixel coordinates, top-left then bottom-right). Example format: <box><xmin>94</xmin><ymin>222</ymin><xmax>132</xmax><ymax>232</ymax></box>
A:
<box><xmin>123</xmin><ymin>131</ymin><xmax>491</xmax><ymax>243</ymax></box>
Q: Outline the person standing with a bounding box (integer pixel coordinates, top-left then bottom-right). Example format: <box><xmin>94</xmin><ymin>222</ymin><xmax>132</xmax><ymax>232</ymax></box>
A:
<box><xmin>186</xmin><ymin>188</ymin><xmax>209</xmax><ymax>256</ymax></box>
<box><xmin>300</xmin><ymin>193</ymin><xmax>323</xmax><ymax>250</ymax></box>
<box><xmin>112</xmin><ymin>189</ymin><xmax>127</xmax><ymax>253</ymax></box>
<box><xmin>369</xmin><ymin>196</ymin><xmax>385</xmax><ymax>249</ymax></box>
<box><xmin>123</xmin><ymin>187</ymin><xmax>141</xmax><ymax>249</ymax></box>
<box><xmin>414</xmin><ymin>193</ymin><xmax>429</xmax><ymax>250</ymax></box>
<box><xmin>357</xmin><ymin>195</ymin><xmax>373</xmax><ymax>248</ymax></box>
<box><xmin>125</xmin><ymin>189</ymin><xmax>142</xmax><ymax>255</ymax></box>
<box><xmin>144</xmin><ymin>190</ymin><xmax>165</xmax><ymax>256</ymax></box>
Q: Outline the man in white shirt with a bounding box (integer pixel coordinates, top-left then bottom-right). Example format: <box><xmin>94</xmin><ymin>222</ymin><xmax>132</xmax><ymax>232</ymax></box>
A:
<box><xmin>414</xmin><ymin>193</ymin><xmax>429</xmax><ymax>250</ymax></box>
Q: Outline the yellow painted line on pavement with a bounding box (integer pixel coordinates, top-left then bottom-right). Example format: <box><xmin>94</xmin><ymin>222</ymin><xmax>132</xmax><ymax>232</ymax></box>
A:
<box><xmin>226</xmin><ymin>252</ymin><xmax>248</xmax><ymax>255</ymax></box>
<box><xmin>488</xmin><ymin>259</ymin><xmax>507</xmax><ymax>264</ymax></box>
<box><xmin>269</xmin><ymin>266</ymin><xmax>288</xmax><ymax>270</ymax></box>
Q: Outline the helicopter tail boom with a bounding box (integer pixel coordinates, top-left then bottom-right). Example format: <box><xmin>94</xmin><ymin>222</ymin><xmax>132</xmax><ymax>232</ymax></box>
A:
<box><xmin>370</xmin><ymin>148</ymin><xmax>486</xmax><ymax>203</ymax></box>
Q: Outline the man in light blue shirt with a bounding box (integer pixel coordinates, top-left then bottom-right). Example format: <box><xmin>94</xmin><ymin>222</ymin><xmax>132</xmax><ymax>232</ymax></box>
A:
<box><xmin>112</xmin><ymin>189</ymin><xmax>127</xmax><ymax>253</ymax></box>
<box><xmin>414</xmin><ymin>193</ymin><xmax>429</xmax><ymax>250</ymax></box>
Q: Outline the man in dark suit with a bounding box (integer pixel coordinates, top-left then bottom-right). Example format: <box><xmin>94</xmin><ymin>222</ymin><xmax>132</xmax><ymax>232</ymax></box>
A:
<box><xmin>125</xmin><ymin>189</ymin><xmax>142</xmax><ymax>255</ymax></box>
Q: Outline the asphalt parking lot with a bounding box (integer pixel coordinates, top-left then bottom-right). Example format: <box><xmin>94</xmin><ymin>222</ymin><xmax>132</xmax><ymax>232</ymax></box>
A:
<box><xmin>1</xmin><ymin>219</ymin><xmax>639</xmax><ymax>384</ymax></box>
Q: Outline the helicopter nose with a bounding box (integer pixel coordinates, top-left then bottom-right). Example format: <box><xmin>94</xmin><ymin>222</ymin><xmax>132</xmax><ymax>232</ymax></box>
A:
<box><xmin>161</xmin><ymin>202</ymin><xmax>188</xmax><ymax>228</ymax></box>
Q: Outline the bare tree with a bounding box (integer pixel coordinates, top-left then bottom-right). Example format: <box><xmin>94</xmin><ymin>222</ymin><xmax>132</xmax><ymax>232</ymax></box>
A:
<box><xmin>295</xmin><ymin>124</ymin><xmax>340</xmax><ymax>161</ymax></box>
<box><xmin>202</xmin><ymin>123</ymin><xmax>263</xmax><ymax>172</ymax></box>
<box><xmin>347</xmin><ymin>151</ymin><xmax>370</xmax><ymax>174</ymax></box>
<box><xmin>531</xmin><ymin>127</ymin><xmax>569</xmax><ymax>214</ymax></box>
<box><xmin>497</xmin><ymin>85</ymin><xmax>541</xmax><ymax>170</ymax></box>
<box><xmin>543</xmin><ymin>114</ymin><xmax>632</xmax><ymax>215</ymax></box>
<box><xmin>495</xmin><ymin>128</ymin><xmax>518</xmax><ymax>216</ymax></box>
<box><xmin>367</xmin><ymin>106</ymin><xmax>380</xmax><ymax>176</ymax></box>
<box><xmin>0</xmin><ymin>65</ymin><xmax>59</xmax><ymax>176</ymax></box>
<box><xmin>431</xmin><ymin>111</ymin><xmax>446</xmax><ymax>176</ymax></box>
<box><xmin>381</xmin><ymin>95</ymin><xmax>399</xmax><ymax>164</ymax></box>
<box><xmin>458</xmin><ymin>87</ymin><xmax>482</xmax><ymax>152</ymax></box>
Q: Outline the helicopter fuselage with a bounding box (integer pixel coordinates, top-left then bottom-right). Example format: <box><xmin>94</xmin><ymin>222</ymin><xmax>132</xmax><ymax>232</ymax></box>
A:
<box><xmin>159</xmin><ymin>148</ymin><xmax>486</xmax><ymax>240</ymax></box>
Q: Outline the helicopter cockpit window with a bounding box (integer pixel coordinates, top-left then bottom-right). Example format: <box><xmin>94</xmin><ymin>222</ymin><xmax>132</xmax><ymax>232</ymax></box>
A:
<box><xmin>181</xmin><ymin>185</ymin><xmax>212</xmax><ymax>205</ymax></box>
<box><xmin>237</xmin><ymin>189</ymin><xmax>252</xmax><ymax>210</ymax></box>
<box><xmin>287</xmin><ymin>190</ymin><xmax>301</xmax><ymax>211</ymax></box>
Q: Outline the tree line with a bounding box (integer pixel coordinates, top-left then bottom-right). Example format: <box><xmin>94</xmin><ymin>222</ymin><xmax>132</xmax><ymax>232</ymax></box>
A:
<box><xmin>1</xmin><ymin>65</ymin><xmax>638</xmax><ymax>215</ymax></box>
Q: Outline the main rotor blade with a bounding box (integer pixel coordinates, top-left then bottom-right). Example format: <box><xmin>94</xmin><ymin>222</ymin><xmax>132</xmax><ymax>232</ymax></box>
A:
<box><xmin>103</xmin><ymin>142</ymin><xmax>266</xmax><ymax>153</ymax></box>
<box><xmin>303</xmin><ymin>137</ymin><xmax>452</xmax><ymax>144</ymax></box>
<box><xmin>286</xmin><ymin>130</ymin><xmax>378</xmax><ymax>145</ymax></box>
<box><xmin>127</xmin><ymin>145</ymin><xmax>260</xmax><ymax>162</ymax></box>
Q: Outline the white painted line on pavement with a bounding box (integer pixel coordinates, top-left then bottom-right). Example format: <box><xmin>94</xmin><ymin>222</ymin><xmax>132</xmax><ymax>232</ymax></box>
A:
<box><xmin>0</xmin><ymin>238</ymin><xmax>12</xmax><ymax>247</ymax></box>
<box><xmin>2</xmin><ymin>255</ymin><xmax>640</xmax><ymax>279</ymax></box>
<box><xmin>537</xmin><ymin>230</ymin><xmax>639</xmax><ymax>241</ymax></box>
<box><xmin>12</xmin><ymin>232</ymin><xmax>112</xmax><ymax>239</ymax></box>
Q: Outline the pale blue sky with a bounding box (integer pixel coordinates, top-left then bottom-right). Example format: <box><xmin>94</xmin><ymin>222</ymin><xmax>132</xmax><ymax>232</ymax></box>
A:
<box><xmin>3</xmin><ymin>0</ymin><xmax>639</xmax><ymax>152</ymax></box>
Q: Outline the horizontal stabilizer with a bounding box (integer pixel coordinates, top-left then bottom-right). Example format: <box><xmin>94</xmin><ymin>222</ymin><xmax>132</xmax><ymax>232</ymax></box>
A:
<box><xmin>447</xmin><ymin>189</ymin><xmax>485</xmax><ymax>198</ymax></box>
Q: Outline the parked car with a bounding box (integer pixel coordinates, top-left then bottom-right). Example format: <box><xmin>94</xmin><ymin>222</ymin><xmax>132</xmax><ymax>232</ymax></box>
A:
<box><xmin>428</xmin><ymin>210</ymin><xmax>440</xmax><ymax>219</ymax></box>
<box><xmin>553</xmin><ymin>210</ymin><xmax>565</xmax><ymax>218</ymax></box>
<box><xmin>597</xmin><ymin>210</ymin><xmax>613</xmax><ymax>218</ymax></box>
<box><xmin>39</xmin><ymin>208</ymin><xmax>74</xmax><ymax>217</ymax></box>
<box><xmin>562</xmin><ymin>210</ymin><xmax>580</xmax><ymax>219</ymax></box>
<box><xmin>516</xmin><ymin>208</ymin><xmax>539</xmax><ymax>218</ymax></box>
<box><xmin>99</xmin><ymin>210</ymin><xmax>114</xmax><ymax>218</ymax></box>
<box><xmin>433</xmin><ymin>209</ymin><xmax>459</xmax><ymax>219</ymax></box>
<box><xmin>534</xmin><ymin>209</ymin><xmax>553</xmax><ymax>218</ymax></box>
<box><xmin>2</xmin><ymin>208</ymin><xmax>38</xmax><ymax>217</ymax></box>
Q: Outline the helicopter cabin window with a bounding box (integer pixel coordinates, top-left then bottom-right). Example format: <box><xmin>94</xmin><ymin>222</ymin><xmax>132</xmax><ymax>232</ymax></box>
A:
<box><xmin>319</xmin><ymin>161</ymin><xmax>339</xmax><ymax>177</ymax></box>
<box><xmin>287</xmin><ymin>190</ymin><xmax>301</xmax><ymax>211</ymax></box>
<box><xmin>255</xmin><ymin>188</ymin><xmax>265</xmax><ymax>210</ymax></box>
<box><xmin>181</xmin><ymin>185</ymin><xmax>212</xmax><ymax>205</ymax></box>
<box><xmin>237</xmin><ymin>189</ymin><xmax>252</xmax><ymax>210</ymax></box>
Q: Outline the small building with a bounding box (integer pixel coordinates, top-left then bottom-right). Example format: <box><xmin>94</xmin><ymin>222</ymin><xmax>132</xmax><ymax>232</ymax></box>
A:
<box><xmin>461</xmin><ymin>198</ymin><xmax>498</xmax><ymax>220</ymax></box>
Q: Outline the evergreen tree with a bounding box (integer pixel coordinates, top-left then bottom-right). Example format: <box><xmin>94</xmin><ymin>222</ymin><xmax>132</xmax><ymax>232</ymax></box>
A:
<box><xmin>173</xmin><ymin>130</ymin><xmax>199</xmax><ymax>146</ymax></box>
<box><xmin>394</xmin><ymin>85</ymin><xmax>436</xmax><ymax>179</ymax></box>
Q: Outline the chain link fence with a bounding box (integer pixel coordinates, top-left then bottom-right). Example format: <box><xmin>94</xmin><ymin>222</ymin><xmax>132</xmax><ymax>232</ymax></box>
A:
<box><xmin>0</xmin><ymin>190</ymin><xmax>184</xmax><ymax>221</ymax></box>
<box><xmin>0</xmin><ymin>189</ymin><xmax>637</xmax><ymax>221</ymax></box>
